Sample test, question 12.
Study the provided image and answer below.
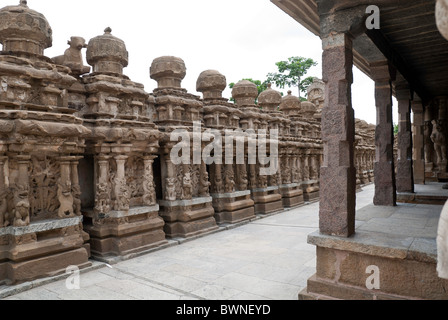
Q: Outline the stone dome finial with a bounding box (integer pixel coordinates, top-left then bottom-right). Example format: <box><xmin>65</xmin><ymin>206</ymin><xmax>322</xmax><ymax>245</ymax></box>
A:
<box><xmin>280</xmin><ymin>90</ymin><xmax>301</xmax><ymax>116</ymax></box>
<box><xmin>258</xmin><ymin>83</ymin><xmax>282</xmax><ymax>112</ymax></box>
<box><xmin>150</xmin><ymin>56</ymin><xmax>187</xmax><ymax>89</ymax></box>
<box><xmin>301</xmin><ymin>101</ymin><xmax>317</xmax><ymax>118</ymax></box>
<box><xmin>86</xmin><ymin>27</ymin><xmax>129</xmax><ymax>75</ymax></box>
<box><xmin>196</xmin><ymin>70</ymin><xmax>227</xmax><ymax>100</ymax></box>
<box><xmin>0</xmin><ymin>1</ymin><xmax>53</xmax><ymax>56</ymax></box>
<box><xmin>231</xmin><ymin>80</ymin><xmax>258</xmax><ymax>107</ymax></box>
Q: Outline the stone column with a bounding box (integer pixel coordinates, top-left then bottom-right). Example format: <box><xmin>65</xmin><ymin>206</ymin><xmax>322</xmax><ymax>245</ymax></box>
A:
<box><xmin>303</xmin><ymin>153</ymin><xmax>310</xmax><ymax>181</ymax></box>
<box><xmin>163</xmin><ymin>152</ymin><xmax>177</xmax><ymax>201</ymax></box>
<box><xmin>214</xmin><ymin>163</ymin><xmax>223</xmax><ymax>193</ymax></box>
<box><xmin>412</xmin><ymin>98</ymin><xmax>425</xmax><ymax>184</ymax></box>
<box><xmin>319</xmin><ymin>32</ymin><xmax>356</xmax><ymax>237</ymax></box>
<box><xmin>95</xmin><ymin>155</ymin><xmax>111</xmax><ymax>214</ymax></box>
<box><xmin>57</xmin><ymin>157</ymin><xmax>74</xmax><ymax>218</ymax></box>
<box><xmin>143</xmin><ymin>156</ymin><xmax>157</xmax><ymax>206</ymax></box>
<box><xmin>14</xmin><ymin>155</ymin><xmax>31</xmax><ymax>227</ymax></box>
<box><xmin>70</xmin><ymin>157</ymin><xmax>82</xmax><ymax>216</ymax></box>
<box><xmin>114</xmin><ymin>155</ymin><xmax>129</xmax><ymax>211</ymax></box>
<box><xmin>395</xmin><ymin>78</ymin><xmax>414</xmax><ymax>193</ymax></box>
<box><xmin>372</xmin><ymin>61</ymin><xmax>396</xmax><ymax>206</ymax></box>
<box><xmin>297</xmin><ymin>153</ymin><xmax>303</xmax><ymax>184</ymax></box>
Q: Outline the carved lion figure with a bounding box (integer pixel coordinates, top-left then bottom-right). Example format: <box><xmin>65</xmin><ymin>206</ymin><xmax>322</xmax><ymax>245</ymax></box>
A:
<box><xmin>165</xmin><ymin>178</ymin><xmax>177</xmax><ymax>201</ymax></box>
<box><xmin>181</xmin><ymin>173</ymin><xmax>193</xmax><ymax>200</ymax></box>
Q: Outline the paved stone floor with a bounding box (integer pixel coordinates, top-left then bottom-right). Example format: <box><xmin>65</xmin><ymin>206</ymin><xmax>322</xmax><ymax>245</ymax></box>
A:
<box><xmin>3</xmin><ymin>185</ymin><xmax>376</xmax><ymax>300</ymax></box>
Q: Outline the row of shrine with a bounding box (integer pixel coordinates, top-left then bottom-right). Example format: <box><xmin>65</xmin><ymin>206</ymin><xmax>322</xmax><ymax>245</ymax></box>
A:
<box><xmin>0</xmin><ymin>1</ymin><xmax>376</xmax><ymax>284</ymax></box>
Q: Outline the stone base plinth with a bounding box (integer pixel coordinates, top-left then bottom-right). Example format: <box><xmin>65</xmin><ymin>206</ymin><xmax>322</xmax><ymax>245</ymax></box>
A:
<box><xmin>0</xmin><ymin>217</ymin><xmax>91</xmax><ymax>285</ymax></box>
<box><xmin>279</xmin><ymin>183</ymin><xmax>304</xmax><ymax>208</ymax></box>
<box><xmin>83</xmin><ymin>206</ymin><xmax>168</xmax><ymax>258</ymax></box>
<box><xmin>159</xmin><ymin>197</ymin><xmax>218</xmax><ymax>238</ymax></box>
<box><xmin>302</xmin><ymin>180</ymin><xmax>320</xmax><ymax>202</ymax></box>
<box><xmin>211</xmin><ymin>191</ymin><xmax>255</xmax><ymax>224</ymax></box>
<box><xmin>300</xmin><ymin>230</ymin><xmax>448</xmax><ymax>300</ymax></box>
<box><xmin>251</xmin><ymin>186</ymin><xmax>284</xmax><ymax>215</ymax></box>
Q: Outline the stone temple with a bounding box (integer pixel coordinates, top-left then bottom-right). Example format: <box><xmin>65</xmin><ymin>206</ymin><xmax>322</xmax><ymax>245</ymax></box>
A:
<box><xmin>0</xmin><ymin>0</ymin><xmax>446</xmax><ymax>301</ymax></box>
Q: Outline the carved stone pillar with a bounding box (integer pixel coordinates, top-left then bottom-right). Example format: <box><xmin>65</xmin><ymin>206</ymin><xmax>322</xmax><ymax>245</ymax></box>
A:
<box><xmin>395</xmin><ymin>78</ymin><xmax>414</xmax><ymax>193</ymax></box>
<box><xmin>143</xmin><ymin>156</ymin><xmax>157</xmax><ymax>206</ymax></box>
<box><xmin>113</xmin><ymin>155</ymin><xmax>129</xmax><ymax>211</ymax></box>
<box><xmin>214</xmin><ymin>163</ymin><xmax>223</xmax><ymax>193</ymax></box>
<box><xmin>95</xmin><ymin>155</ymin><xmax>111</xmax><ymax>214</ymax></box>
<box><xmin>58</xmin><ymin>157</ymin><xmax>74</xmax><ymax>218</ymax></box>
<box><xmin>224</xmin><ymin>164</ymin><xmax>235</xmax><ymax>193</ymax></box>
<box><xmin>0</xmin><ymin>157</ymin><xmax>8</xmax><ymax>227</ymax></box>
<box><xmin>319</xmin><ymin>32</ymin><xmax>356</xmax><ymax>237</ymax></box>
<box><xmin>372</xmin><ymin>61</ymin><xmax>396</xmax><ymax>206</ymax></box>
<box><xmin>163</xmin><ymin>153</ymin><xmax>176</xmax><ymax>201</ymax></box>
<box><xmin>412</xmin><ymin>98</ymin><xmax>425</xmax><ymax>184</ymax></box>
<box><xmin>70</xmin><ymin>157</ymin><xmax>82</xmax><ymax>216</ymax></box>
<box><xmin>236</xmin><ymin>158</ymin><xmax>248</xmax><ymax>191</ymax></box>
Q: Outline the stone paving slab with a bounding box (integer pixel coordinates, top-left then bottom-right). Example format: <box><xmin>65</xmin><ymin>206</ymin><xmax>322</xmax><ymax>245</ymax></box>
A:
<box><xmin>2</xmin><ymin>185</ymin><xmax>380</xmax><ymax>300</ymax></box>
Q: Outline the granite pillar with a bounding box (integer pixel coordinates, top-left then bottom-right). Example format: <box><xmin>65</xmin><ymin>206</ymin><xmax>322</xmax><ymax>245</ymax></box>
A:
<box><xmin>319</xmin><ymin>32</ymin><xmax>356</xmax><ymax>237</ymax></box>
<box><xmin>372</xmin><ymin>61</ymin><xmax>397</xmax><ymax>206</ymax></box>
<box><xmin>395</xmin><ymin>78</ymin><xmax>414</xmax><ymax>193</ymax></box>
<box><xmin>412</xmin><ymin>98</ymin><xmax>425</xmax><ymax>184</ymax></box>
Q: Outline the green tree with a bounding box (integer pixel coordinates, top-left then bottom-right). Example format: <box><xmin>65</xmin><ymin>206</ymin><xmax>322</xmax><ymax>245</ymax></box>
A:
<box><xmin>266</xmin><ymin>56</ymin><xmax>318</xmax><ymax>99</ymax></box>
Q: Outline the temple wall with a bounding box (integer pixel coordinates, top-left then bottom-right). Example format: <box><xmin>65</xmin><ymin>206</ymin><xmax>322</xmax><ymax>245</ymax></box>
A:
<box><xmin>0</xmin><ymin>1</ymin><xmax>376</xmax><ymax>284</ymax></box>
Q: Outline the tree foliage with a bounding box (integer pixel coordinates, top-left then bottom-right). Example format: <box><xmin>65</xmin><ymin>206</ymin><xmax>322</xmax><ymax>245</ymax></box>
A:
<box><xmin>266</xmin><ymin>56</ymin><xmax>317</xmax><ymax>98</ymax></box>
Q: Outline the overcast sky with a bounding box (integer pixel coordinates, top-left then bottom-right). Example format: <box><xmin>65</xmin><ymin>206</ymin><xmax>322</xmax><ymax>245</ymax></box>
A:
<box><xmin>14</xmin><ymin>0</ymin><xmax>398</xmax><ymax>124</ymax></box>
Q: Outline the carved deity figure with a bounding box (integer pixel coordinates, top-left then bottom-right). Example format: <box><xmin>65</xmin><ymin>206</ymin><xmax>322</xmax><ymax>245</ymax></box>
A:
<box><xmin>57</xmin><ymin>180</ymin><xmax>74</xmax><ymax>218</ymax></box>
<box><xmin>199</xmin><ymin>171</ymin><xmax>211</xmax><ymax>197</ymax></box>
<box><xmin>165</xmin><ymin>178</ymin><xmax>177</xmax><ymax>201</ymax></box>
<box><xmin>238</xmin><ymin>169</ymin><xmax>248</xmax><ymax>191</ymax></box>
<box><xmin>181</xmin><ymin>173</ymin><xmax>193</xmax><ymax>200</ymax></box>
<box><xmin>431</xmin><ymin>120</ymin><xmax>447</xmax><ymax>166</ymax></box>
<box><xmin>224</xmin><ymin>168</ymin><xmax>235</xmax><ymax>193</ymax></box>
<box><xmin>143</xmin><ymin>179</ymin><xmax>157</xmax><ymax>206</ymax></box>
<box><xmin>95</xmin><ymin>182</ymin><xmax>110</xmax><ymax>214</ymax></box>
<box><xmin>258</xmin><ymin>173</ymin><xmax>268</xmax><ymax>189</ymax></box>
<box><xmin>214</xmin><ymin>171</ymin><xmax>224</xmax><ymax>193</ymax></box>
<box><xmin>115</xmin><ymin>180</ymin><xmax>130</xmax><ymax>211</ymax></box>
<box><xmin>13</xmin><ymin>185</ymin><xmax>30</xmax><ymax>227</ymax></box>
<box><xmin>72</xmin><ymin>185</ymin><xmax>82</xmax><ymax>216</ymax></box>
<box><xmin>424</xmin><ymin>121</ymin><xmax>434</xmax><ymax>164</ymax></box>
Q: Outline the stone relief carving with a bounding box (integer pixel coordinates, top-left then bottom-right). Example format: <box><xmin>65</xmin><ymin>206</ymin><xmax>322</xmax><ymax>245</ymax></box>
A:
<box><xmin>13</xmin><ymin>184</ymin><xmax>30</xmax><ymax>227</ymax></box>
<box><xmin>238</xmin><ymin>165</ymin><xmax>248</xmax><ymax>191</ymax></box>
<box><xmin>181</xmin><ymin>172</ymin><xmax>193</xmax><ymax>200</ymax></box>
<box><xmin>57</xmin><ymin>179</ymin><xmax>74</xmax><ymax>218</ymax></box>
<box><xmin>94</xmin><ymin>182</ymin><xmax>110</xmax><ymax>214</ymax></box>
<box><xmin>165</xmin><ymin>178</ymin><xmax>177</xmax><ymax>201</ymax></box>
<box><xmin>199</xmin><ymin>170</ymin><xmax>211</xmax><ymax>197</ymax></box>
<box><xmin>29</xmin><ymin>157</ymin><xmax>59</xmax><ymax>219</ymax></box>
<box><xmin>72</xmin><ymin>184</ymin><xmax>82</xmax><ymax>216</ymax></box>
<box><xmin>224</xmin><ymin>166</ymin><xmax>235</xmax><ymax>193</ymax></box>
<box><xmin>0</xmin><ymin>189</ymin><xmax>9</xmax><ymax>227</ymax></box>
